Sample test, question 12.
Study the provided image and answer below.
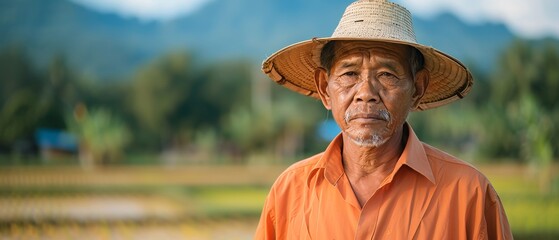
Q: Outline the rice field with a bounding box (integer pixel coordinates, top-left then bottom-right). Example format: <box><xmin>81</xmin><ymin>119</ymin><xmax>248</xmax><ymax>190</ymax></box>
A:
<box><xmin>0</xmin><ymin>164</ymin><xmax>557</xmax><ymax>239</ymax></box>
<box><xmin>478</xmin><ymin>164</ymin><xmax>559</xmax><ymax>239</ymax></box>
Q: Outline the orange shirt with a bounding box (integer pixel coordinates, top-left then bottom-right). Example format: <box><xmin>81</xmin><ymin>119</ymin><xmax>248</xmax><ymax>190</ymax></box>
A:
<box><xmin>255</xmin><ymin>124</ymin><xmax>512</xmax><ymax>240</ymax></box>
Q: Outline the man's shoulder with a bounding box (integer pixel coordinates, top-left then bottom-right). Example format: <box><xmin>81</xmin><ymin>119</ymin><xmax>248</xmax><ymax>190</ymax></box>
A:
<box><xmin>286</xmin><ymin>152</ymin><xmax>323</xmax><ymax>170</ymax></box>
<box><xmin>422</xmin><ymin>143</ymin><xmax>489</xmax><ymax>184</ymax></box>
<box><xmin>423</xmin><ymin>143</ymin><xmax>475</xmax><ymax>168</ymax></box>
<box><xmin>421</xmin><ymin>142</ymin><xmax>504</xmax><ymax>206</ymax></box>
<box><xmin>271</xmin><ymin>152</ymin><xmax>324</xmax><ymax>188</ymax></box>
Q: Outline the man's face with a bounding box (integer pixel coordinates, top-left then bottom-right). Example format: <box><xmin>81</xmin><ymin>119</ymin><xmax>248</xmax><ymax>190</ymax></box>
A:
<box><xmin>315</xmin><ymin>41</ymin><xmax>426</xmax><ymax>147</ymax></box>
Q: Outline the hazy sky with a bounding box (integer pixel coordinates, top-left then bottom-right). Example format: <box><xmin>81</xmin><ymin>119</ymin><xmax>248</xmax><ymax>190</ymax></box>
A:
<box><xmin>71</xmin><ymin>0</ymin><xmax>559</xmax><ymax>39</ymax></box>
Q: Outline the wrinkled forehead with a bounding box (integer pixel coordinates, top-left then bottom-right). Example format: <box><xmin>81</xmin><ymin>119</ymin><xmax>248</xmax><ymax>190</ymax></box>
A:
<box><xmin>332</xmin><ymin>41</ymin><xmax>411</xmax><ymax>64</ymax></box>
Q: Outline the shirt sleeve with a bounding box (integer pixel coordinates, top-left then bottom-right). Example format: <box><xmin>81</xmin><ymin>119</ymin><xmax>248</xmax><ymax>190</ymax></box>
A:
<box><xmin>481</xmin><ymin>184</ymin><xmax>513</xmax><ymax>240</ymax></box>
<box><xmin>254</xmin><ymin>186</ymin><xmax>276</xmax><ymax>240</ymax></box>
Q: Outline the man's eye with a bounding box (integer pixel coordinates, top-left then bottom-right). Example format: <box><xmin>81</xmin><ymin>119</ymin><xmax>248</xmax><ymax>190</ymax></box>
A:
<box><xmin>379</xmin><ymin>72</ymin><xmax>395</xmax><ymax>78</ymax></box>
<box><xmin>343</xmin><ymin>71</ymin><xmax>358</xmax><ymax>77</ymax></box>
<box><xmin>335</xmin><ymin>71</ymin><xmax>359</xmax><ymax>87</ymax></box>
<box><xmin>378</xmin><ymin>72</ymin><xmax>400</xmax><ymax>81</ymax></box>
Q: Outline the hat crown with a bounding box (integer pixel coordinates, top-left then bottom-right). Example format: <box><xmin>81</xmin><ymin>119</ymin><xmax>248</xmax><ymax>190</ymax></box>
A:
<box><xmin>332</xmin><ymin>0</ymin><xmax>417</xmax><ymax>43</ymax></box>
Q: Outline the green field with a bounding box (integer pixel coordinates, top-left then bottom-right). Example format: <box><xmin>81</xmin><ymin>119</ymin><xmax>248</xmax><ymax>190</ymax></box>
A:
<box><xmin>479</xmin><ymin>165</ymin><xmax>559</xmax><ymax>239</ymax></box>
<box><xmin>0</xmin><ymin>164</ymin><xmax>557</xmax><ymax>239</ymax></box>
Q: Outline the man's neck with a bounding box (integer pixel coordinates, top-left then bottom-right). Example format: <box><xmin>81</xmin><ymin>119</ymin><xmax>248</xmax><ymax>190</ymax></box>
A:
<box><xmin>341</xmin><ymin>125</ymin><xmax>408</xmax><ymax>207</ymax></box>
<box><xmin>342</xmin><ymin>125</ymin><xmax>407</xmax><ymax>177</ymax></box>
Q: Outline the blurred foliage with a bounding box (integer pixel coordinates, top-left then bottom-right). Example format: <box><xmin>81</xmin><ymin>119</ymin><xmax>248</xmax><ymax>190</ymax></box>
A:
<box><xmin>0</xmin><ymin>48</ymin><xmax>89</xmax><ymax>162</ymax></box>
<box><xmin>0</xmin><ymin>48</ymin><xmax>46</xmax><ymax>144</ymax></box>
<box><xmin>130</xmin><ymin>52</ymin><xmax>194</xmax><ymax>142</ymax></box>
<box><xmin>484</xmin><ymin>40</ymin><xmax>557</xmax><ymax>160</ymax></box>
<box><xmin>0</xmin><ymin>38</ymin><xmax>557</xmax><ymax>167</ymax></box>
<box><xmin>409</xmin><ymin>39</ymin><xmax>558</xmax><ymax>164</ymax></box>
<box><xmin>66</xmin><ymin>107</ymin><xmax>130</xmax><ymax>168</ymax></box>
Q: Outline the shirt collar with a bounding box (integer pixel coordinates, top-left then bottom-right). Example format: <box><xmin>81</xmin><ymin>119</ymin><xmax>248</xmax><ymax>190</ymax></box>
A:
<box><xmin>307</xmin><ymin>133</ymin><xmax>345</xmax><ymax>187</ymax></box>
<box><xmin>308</xmin><ymin>123</ymin><xmax>436</xmax><ymax>187</ymax></box>
<box><xmin>390</xmin><ymin>123</ymin><xmax>436</xmax><ymax>184</ymax></box>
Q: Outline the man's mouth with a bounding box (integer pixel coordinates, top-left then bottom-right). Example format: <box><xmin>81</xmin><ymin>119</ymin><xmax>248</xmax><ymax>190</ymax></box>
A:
<box><xmin>345</xmin><ymin>109</ymin><xmax>391</xmax><ymax>123</ymax></box>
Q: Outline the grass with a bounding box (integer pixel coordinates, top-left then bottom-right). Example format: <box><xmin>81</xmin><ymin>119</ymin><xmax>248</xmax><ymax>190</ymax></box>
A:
<box><xmin>480</xmin><ymin>164</ymin><xmax>559</xmax><ymax>239</ymax></box>
<box><xmin>188</xmin><ymin>187</ymin><xmax>268</xmax><ymax>217</ymax></box>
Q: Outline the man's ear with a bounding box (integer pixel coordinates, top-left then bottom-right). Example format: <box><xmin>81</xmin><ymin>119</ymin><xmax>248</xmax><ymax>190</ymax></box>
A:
<box><xmin>314</xmin><ymin>67</ymin><xmax>332</xmax><ymax>110</ymax></box>
<box><xmin>411</xmin><ymin>68</ymin><xmax>429</xmax><ymax>109</ymax></box>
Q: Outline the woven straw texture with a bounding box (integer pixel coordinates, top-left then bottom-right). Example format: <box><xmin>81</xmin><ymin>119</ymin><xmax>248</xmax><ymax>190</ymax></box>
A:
<box><xmin>262</xmin><ymin>0</ymin><xmax>473</xmax><ymax>110</ymax></box>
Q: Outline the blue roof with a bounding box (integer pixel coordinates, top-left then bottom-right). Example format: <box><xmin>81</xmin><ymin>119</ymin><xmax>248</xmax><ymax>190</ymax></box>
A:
<box><xmin>35</xmin><ymin>128</ymin><xmax>78</xmax><ymax>152</ymax></box>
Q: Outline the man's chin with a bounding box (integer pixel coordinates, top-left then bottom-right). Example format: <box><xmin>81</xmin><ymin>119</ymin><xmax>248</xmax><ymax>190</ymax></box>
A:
<box><xmin>348</xmin><ymin>134</ymin><xmax>389</xmax><ymax>148</ymax></box>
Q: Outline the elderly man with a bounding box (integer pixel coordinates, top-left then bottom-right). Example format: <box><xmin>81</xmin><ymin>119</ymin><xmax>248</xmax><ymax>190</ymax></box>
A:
<box><xmin>255</xmin><ymin>0</ymin><xmax>512</xmax><ymax>239</ymax></box>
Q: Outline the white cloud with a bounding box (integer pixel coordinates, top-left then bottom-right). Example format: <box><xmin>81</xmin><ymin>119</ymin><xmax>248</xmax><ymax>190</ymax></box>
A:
<box><xmin>396</xmin><ymin>0</ymin><xmax>559</xmax><ymax>38</ymax></box>
<box><xmin>71</xmin><ymin>0</ymin><xmax>212</xmax><ymax>21</ymax></box>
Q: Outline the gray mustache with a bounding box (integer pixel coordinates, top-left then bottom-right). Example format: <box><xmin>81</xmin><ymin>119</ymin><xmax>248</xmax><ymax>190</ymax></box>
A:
<box><xmin>379</xmin><ymin>109</ymin><xmax>390</xmax><ymax>121</ymax></box>
<box><xmin>344</xmin><ymin>109</ymin><xmax>391</xmax><ymax>124</ymax></box>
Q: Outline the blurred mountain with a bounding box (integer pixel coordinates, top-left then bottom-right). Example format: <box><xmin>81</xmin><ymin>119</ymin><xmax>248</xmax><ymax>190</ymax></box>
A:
<box><xmin>0</xmin><ymin>0</ymin><xmax>164</xmax><ymax>79</ymax></box>
<box><xmin>0</xmin><ymin>0</ymin><xmax>551</xmax><ymax>79</ymax></box>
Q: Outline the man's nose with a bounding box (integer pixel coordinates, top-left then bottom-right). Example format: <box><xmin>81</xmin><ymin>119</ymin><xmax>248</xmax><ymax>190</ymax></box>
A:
<box><xmin>354</xmin><ymin>78</ymin><xmax>380</xmax><ymax>103</ymax></box>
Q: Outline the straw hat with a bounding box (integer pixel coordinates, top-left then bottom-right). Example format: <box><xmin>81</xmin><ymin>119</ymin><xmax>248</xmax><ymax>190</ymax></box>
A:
<box><xmin>262</xmin><ymin>0</ymin><xmax>473</xmax><ymax>110</ymax></box>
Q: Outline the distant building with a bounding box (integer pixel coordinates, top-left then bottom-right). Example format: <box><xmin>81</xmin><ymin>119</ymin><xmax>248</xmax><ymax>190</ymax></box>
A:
<box><xmin>35</xmin><ymin>128</ymin><xmax>78</xmax><ymax>161</ymax></box>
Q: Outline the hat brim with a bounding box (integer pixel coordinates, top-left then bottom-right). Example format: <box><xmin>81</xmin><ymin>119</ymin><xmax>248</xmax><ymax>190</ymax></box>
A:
<box><xmin>262</xmin><ymin>37</ymin><xmax>473</xmax><ymax>111</ymax></box>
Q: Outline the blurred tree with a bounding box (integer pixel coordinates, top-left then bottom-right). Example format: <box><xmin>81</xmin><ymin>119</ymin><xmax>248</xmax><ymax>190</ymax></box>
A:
<box><xmin>0</xmin><ymin>48</ymin><xmax>285</xmax><ymax>163</ymax></box>
<box><xmin>408</xmin><ymin>100</ymin><xmax>479</xmax><ymax>160</ymax></box>
<box><xmin>534</xmin><ymin>41</ymin><xmax>559</xmax><ymax>111</ymax></box>
<box><xmin>223</xmin><ymin>106</ymin><xmax>268</xmax><ymax>158</ymax></box>
<box><xmin>177</xmin><ymin>59</ymin><xmax>252</xmax><ymax>131</ymax></box>
<box><xmin>270</xmin><ymin>93</ymin><xmax>323</xmax><ymax>161</ymax></box>
<box><xmin>0</xmin><ymin>47</ymin><xmax>130</xmax><ymax>162</ymax></box>
<box><xmin>67</xmin><ymin>106</ymin><xmax>130</xmax><ymax>169</ymax></box>
<box><xmin>37</xmin><ymin>55</ymin><xmax>82</xmax><ymax>129</ymax></box>
<box><xmin>222</xmin><ymin>86</ymin><xmax>324</xmax><ymax>163</ymax></box>
<box><xmin>494</xmin><ymin>40</ymin><xmax>557</xmax><ymax>192</ymax></box>
<box><xmin>409</xmin><ymin>39</ymin><xmax>559</xmax><ymax>166</ymax></box>
<box><xmin>464</xmin><ymin>63</ymin><xmax>492</xmax><ymax>107</ymax></box>
<box><xmin>130</xmin><ymin>52</ymin><xmax>194</xmax><ymax>149</ymax></box>
<box><xmin>0</xmin><ymin>47</ymin><xmax>46</xmax><ymax>152</ymax></box>
<box><xmin>486</xmin><ymin>39</ymin><xmax>558</xmax><ymax>162</ymax></box>
<box><xmin>513</xmin><ymin>95</ymin><xmax>553</xmax><ymax>192</ymax></box>
<box><xmin>129</xmin><ymin>52</ymin><xmax>255</xmax><ymax>155</ymax></box>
